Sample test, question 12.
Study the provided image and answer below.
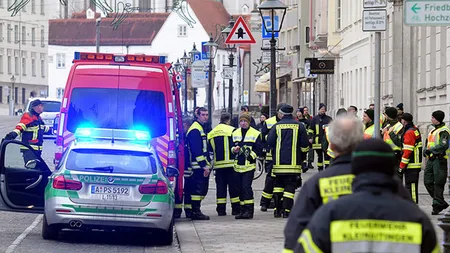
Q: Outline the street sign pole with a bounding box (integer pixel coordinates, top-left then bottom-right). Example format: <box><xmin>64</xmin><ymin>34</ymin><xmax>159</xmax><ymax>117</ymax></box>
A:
<box><xmin>374</xmin><ymin>31</ymin><xmax>381</xmax><ymax>138</ymax></box>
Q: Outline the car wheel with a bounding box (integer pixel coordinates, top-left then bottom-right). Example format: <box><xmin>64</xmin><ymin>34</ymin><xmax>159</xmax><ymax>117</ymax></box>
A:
<box><xmin>41</xmin><ymin>215</ymin><xmax>60</xmax><ymax>240</ymax></box>
<box><xmin>158</xmin><ymin>218</ymin><xmax>174</xmax><ymax>245</ymax></box>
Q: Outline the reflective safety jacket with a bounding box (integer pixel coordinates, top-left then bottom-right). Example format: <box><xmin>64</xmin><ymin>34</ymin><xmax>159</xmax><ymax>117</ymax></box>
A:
<box><xmin>232</xmin><ymin>127</ymin><xmax>263</xmax><ymax>173</ymax></box>
<box><xmin>187</xmin><ymin>121</ymin><xmax>210</xmax><ymax>170</ymax></box>
<box><xmin>283</xmin><ymin>155</ymin><xmax>412</xmax><ymax>253</ymax></box>
<box><xmin>383</xmin><ymin>120</ymin><xmax>404</xmax><ymax>152</ymax></box>
<box><xmin>294</xmin><ymin>172</ymin><xmax>439</xmax><ymax>253</ymax></box>
<box><xmin>13</xmin><ymin>111</ymin><xmax>49</xmax><ymax>151</ymax></box>
<box><xmin>322</xmin><ymin>125</ymin><xmax>335</xmax><ymax>159</ymax></box>
<box><xmin>364</xmin><ymin>122</ymin><xmax>375</xmax><ymax>139</ymax></box>
<box><xmin>425</xmin><ymin>123</ymin><xmax>450</xmax><ymax>159</ymax></box>
<box><xmin>267</xmin><ymin>115</ymin><xmax>309</xmax><ymax>175</ymax></box>
<box><xmin>400</xmin><ymin>124</ymin><xmax>423</xmax><ymax>169</ymax></box>
<box><xmin>261</xmin><ymin>116</ymin><xmax>278</xmax><ymax>161</ymax></box>
<box><xmin>309</xmin><ymin>114</ymin><xmax>332</xmax><ymax>150</ymax></box>
<box><xmin>207</xmin><ymin>123</ymin><xmax>235</xmax><ymax>169</ymax></box>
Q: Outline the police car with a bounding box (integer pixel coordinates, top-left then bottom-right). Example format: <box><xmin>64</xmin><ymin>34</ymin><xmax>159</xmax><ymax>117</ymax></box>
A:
<box><xmin>0</xmin><ymin>128</ymin><xmax>178</xmax><ymax>245</ymax></box>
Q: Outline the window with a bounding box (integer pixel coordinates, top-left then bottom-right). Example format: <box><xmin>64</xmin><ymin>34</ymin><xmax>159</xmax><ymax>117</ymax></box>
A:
<box><xmin>21</xmin><ymin>26</ymin><xmax>25</xmax><ymax>44</ymax></box>
<box><xmin>241</xmin><ymin>4</ymin><xmax>249</xmax><ymax>13</ymax></box>
<box><xmin>7</xmin><ymin>56</ymin><xmax>11</xmax><ymax>74</ymax></box>
<box><xmin>0</xmin><ymin>23</ymin><xmax>3</xmax><ymax>42</ymax></box>
<box><xmin>67</xmin><ymin>88</ymin><xmax>167</xmax><ymax>137</ymax></box>
<box><xmin>21</xmin><ymin>57</ymin><xmax>26</xmax><ymax>76</ymax></box>
<box><xmin>0</xmin><ymin>86</ymin><xmax>2</xmax><ymax>103</ymax></box>
<box><xmin>14</xmin><ymin>25</ymin><xmax>18</xmax><ymax>43</ymax></box>
<box><xmin>14</xmin><ymin>87</ymin><xmax>17</xmax><ymax>104</ymax></box>
<box><xmin>7</xmin><ymin>24</ymin><xmax>11</xmax><ymax>42</ymax></box>
<box><xmin>31</xmin><ymin>0</ymin><xmax>35</xmax><ymax>13</ymax></box>
<box><xmin>21</xmin><ymin>88</ymin><xmax>25</xmax><ymax>104</ymax></box>
<box><xmin>56</xmin><ymin>53</ymin><xmax>65</xmax><ymax>68</ymax></box>
<box><xmin>31</xmin><ymin>58</ymin><xmax>36</xmax><ymax>76</ymax></box>
<box><xmin>40</xmin><ymin>0</ymin><xmax>44</xmax><ymax>15</ymax></box>
<box><xmin>336</xmin><ymin>0</ymin><xmax>341</xmax><ymax>30</ymax></box>
<box><xmin>0</xmin><ymin>55</ymin><xmax>3</xmax><ymax>74</ymax></box>
<box><xmin>65</xmin><ymin>149</ymin><xmax>157</xmax><ymax>175</ymax></box>
<box><xmin>31</xmin><ymin>28</ymin><xmax>35</xmax><ymax>46</ymax></box>
<box><xmin>177</xmin><ymin>25</ymin><xmax>187</xmax><ymax>36</ymax></box>
<box><xmin>40</xmin><ymin>58</ymin><xmax>45</xmax><ymax>77</ymax></box>
<box><xmin>56</xmin><ymin>87</ymin><xmax>64</xmax><ymax>99</ymax></box>
<box><xmin>0</xmin><ymin>0</ymin><xmax>3</xmax><ymax>8</ymax></box>
<box><xmin>14</xmin><ymin>56</ymin><xmax>18</xmax><ymax>74</ymax></box>
<box><xmin>40</xmin><ymin>28</ymin><xmax>44</xmax><ymax>47</ymax></box>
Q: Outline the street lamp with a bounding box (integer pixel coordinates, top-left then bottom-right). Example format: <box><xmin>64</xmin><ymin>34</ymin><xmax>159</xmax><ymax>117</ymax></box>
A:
<box><xmin>10</xmin><ymin>75</ymin><xmax>16</xmax><ymax>116</ymax></box>
<box><xmin>221</xmin><ymin>17</ymin><xmax>236</xmax><ymax>115</ymax></box>
<box><xmin>258</xmin><ymin>0</ymin><xmax>287</xmax><ymax>117</ymax></box>
<box><xmin>180</xmin><ymin>51</ymin><xmax>191</xmax><ymax>116</ymax></box>
<box><xmin>204</xmin><ymin>35</ymin><xmax>218</xmax><ymax>127</ymax></box>
<box><xmin>188</xmin><ymin>43</ymin><xmax>200</xmax><ymax>109</ymax></box>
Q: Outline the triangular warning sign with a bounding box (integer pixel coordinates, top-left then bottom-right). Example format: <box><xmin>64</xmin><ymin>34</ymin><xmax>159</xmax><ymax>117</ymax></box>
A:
<box><xmin>225</xmin><ymin>16</ymin><xmax>256</xmax><ymax>44</ymax></box>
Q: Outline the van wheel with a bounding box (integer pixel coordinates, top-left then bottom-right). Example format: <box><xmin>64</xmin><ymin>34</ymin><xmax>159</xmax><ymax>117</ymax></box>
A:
<box><xmin>159</xmin><ymin>219</ymin><xmax>174</xmax><ymax>245</ymax></box>
<box><xmin>42</xmin><ymin>215</ymin><xmax>60</xmax><ymax>240</ymax></box>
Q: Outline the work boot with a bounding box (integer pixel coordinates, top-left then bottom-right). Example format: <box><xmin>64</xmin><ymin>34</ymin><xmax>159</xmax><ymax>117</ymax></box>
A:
<box><xmin>274</xmin><ymin>208</ymin><xmax>282</xmax><ymax>218</ymax></box>
<box><xmin>268</xmin><ymin>198</ymin><xmax>276</xmax><ymax>209</ymax></box>
<box><xmin>260</xmin><ymin>205</ymin><xmax>268</xmax><ymax>212</ymax></box>
<box><xmin>191</xmin><ymin>210</ymin><xmax>210</xmax><ymax>220</ymax></box>
<box><xmin>216</xmin><ymin>205</ymin><xmax>226</xmax><ymax>216</ymax></box>
<box><xmin>232</xmin><ymin>206</ymin><xmax>241</xmax><ymax>215</ymax></box>
<box><xmin>283</xmin><ymin>210</ymin><xmax>290</xmax><ymax>218</ymax></box>
<box><xmin>235</xmin><ymin>206</ymin><xmax>246</xmax><ymax>219</ymax></box>
<box><xmin>184</xmin><ymin>209</ymin><xmax>192</xmax><ymax>219</ymax></box>
<box><xmin>242</xmin><ymin>205</ymin><xmax>254</xmax><ymax>219</ymax></box>
<box><xmin>174</xmin><ymin>209</ymin><xmax>182</xmax><ymax>219</ymax></box>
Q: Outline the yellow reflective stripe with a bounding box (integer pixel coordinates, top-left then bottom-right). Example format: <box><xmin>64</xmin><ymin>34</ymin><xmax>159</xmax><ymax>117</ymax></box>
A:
<box><xmin>401</xmin><ymin>157</ymin><xmax>410</xmax><ymax>164</ymax></box>
<box><xmin>407</xmin><ymin>164</ymin><xmax>421</xmax><ymax>169</ymax></box>
<box><xmin>196</xmin><ymin>156</ymin><xmax>206</xmax><ymax>162</ymax></box>
<box><xmin>312</xmin><ymin>144</ymin><xmax>321</xmax><ymax>149</ymax></box>
<box><xmin>275</xmin><ymin>127</ymin><xmax>282</xmax><ymax>166</ymax></box>
<box><xmin>330</xmin><ymin>219</ymin><xmax>422</xmax><ymax>244</ymax></box>
<box><xmin>20</xmin><ymin>145</ymin><xmax>42</xmax><ymax>151</ymax></box>
<box><xmin>184</xmin><ymin>204</ymin><xmax>192</xmax><ymax>209</ymax></box>
<box><xmin>411</xmin><ymin>183</ymin><xmax>417</xmax><ymax>203</ymax></box>
<box><xmin>283</xmin><ymin>192</ymin><xmax>295</xmax><ymax>199</ymax></box>
<box><xmin>301</xmin><ymin>147</ymin><xmax>309</xmax><ymax>152</ymax></box>
<box><xmin>25</xmin><ymin>126</ymin><xmax>39</xmax><ymax>130</ymax></box>
<box><xmin>216</xmin><ymin>198</ymin><xmax>227</xmax><ymax>204</ymax></box>
<box><xmin>213</xmin><ymin>161</ymin><xmax>234</xmax><ymax>168</ymax></box>
<box><xmin>298</xmin><ymin>229</ymin><xmax>324</xmax><ymax>253</ymax></box>
<box><xmin>282</xmin><ymin>249</ymin><xmax>294</xmax><ymax>253</ymax></box>
<box><xmin>261</xmin><ymin>192</ymin><xmax>273</xmax><ymax>199</ymax></box>
<box><xmin>191</xmin><ymin>195</ymin><xmax>202</xmax><ymax>201</ymax></box>
<box><xmin>432</xmin><ymin>243</ymin><xmax>441</xmax><ymax>253</ymax></box>
<box><xmin>403</xmin><ymin>144</ymin><xmax>414</xmax><ymax>151</ymax></box>
<box><xmin>17</xmin><ymin>123</ymin><xmax>26</xmax><ymax>130</ymax></box>
<box><xmin>273</xmin><ymin>168</ymin><xmax>302</xmax><ymax>174</ymax></box>
<box><xmin>273</xmin><ymin>187</ymin><xmax>284</xmax><ymax>193</ymax></box>
<box><xmin>315</xmin><ymin>125</ymin><xmax>319</xmax><ymax>144</ymax></box>
<box><xmin>317</xmin><ymin>162</ymin><xmax>323</xmax><ymax>166</ymax></box>
<box><xmin>230</xmin><ymin>197</ymin><xmax>240</xmax><ymax>203</ymax></box>
<box><xmin>13</xmin><ymin>129</ymin><xmax>20</xmax><ymax>135</ymax></box>
<box><xmin>224</xmin><ymin>136</ymin><xmax>230</xmax><ymax>161</ymax></box>
<box><xmin>244</xmin><ymin>136</ymin><xmax>257</xmax><ymax>142</ymax></box>
<box><xmin>250</xmin><ymin>151</ymin><xmax>257</xmax><ymax>159</ymax></box>
<box><xmin>243</xmin><ymin>199</ymin><xmax>254</xmax><ymax>204</ymax></box>
<box><xmin>292</xmin><ymin>126</ymin><xmax>298</xmax><ymax>165</ymax></box>
<box><xmin>175</xmin><ymin>204</ymin><xmax>183</xmax><ymax>209</ymax></box>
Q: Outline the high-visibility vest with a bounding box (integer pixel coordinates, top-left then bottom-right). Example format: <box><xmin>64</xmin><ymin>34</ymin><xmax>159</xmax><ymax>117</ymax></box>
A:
<box><xmin>232</xmin><ymin>127</ymin><xmax>261</xmax><ymax>173</ymax></box>
<box><xmin>207</xmin><ymin>123</ymin><xmax>235</xmax><ymax>168</ymax></box>
<box><xmin>264</xmin><ymin>116</ymin><xmax>277</xmax><ymax>161</ymax></box>
<box><xmin>324</xmin><ymin>125</ymin><xmax>335</xmax><ymax>158</ymax></box>
<box><xmin>383</xmin><ymin>122</ymin><xmax>403</xmax><ymax>151</ymax></box>
<box><xmin>401</xmin><ymin>127</ymin><xmax>423</xmax><ymax>169</ymax></box>
<box><xmin>187</xmin><ymin>121</ymin><xmax>209</xmax><ymax>169</ymax></box>
<box><xmin>427</xmin><ymin>125</ymin><xmax>450</xmax><ymax>159</ymax></box>
<box><xmin>364</xmin><ymin>124</ymin><xmax>375</xmax><ymax>139</ymax></box>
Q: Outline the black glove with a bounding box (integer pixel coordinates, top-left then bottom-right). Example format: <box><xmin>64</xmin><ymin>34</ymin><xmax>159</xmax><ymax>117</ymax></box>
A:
<box><xmin>424</xmin><ymin>150</ymin><xmax>432</xmax><ymax>157</ymax></box>
<box><xmin>397</xmin><ymin>168</ymin><xmax>405</xmax><ymax>175</ymax></box>
<box><xmin>4</xmin><ymin>132</ymin><xmax>18</xmax><ymax>140</ymax></box>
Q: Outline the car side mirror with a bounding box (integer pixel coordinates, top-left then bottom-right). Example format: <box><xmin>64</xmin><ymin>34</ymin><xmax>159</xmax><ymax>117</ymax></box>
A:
<box><xmin>166</xmin><ymin>167</ymin><xmax>179</xmax><ymax>177</ymax></box>
<box><xmin>53</xmin><ymin>116</ymin><xmax>59</xmax><ymax>135</ymax></box>
<box><xmin>25</xmin><ymin>159</ymin><xmax>39</xmax><ymax>170</ymax></box>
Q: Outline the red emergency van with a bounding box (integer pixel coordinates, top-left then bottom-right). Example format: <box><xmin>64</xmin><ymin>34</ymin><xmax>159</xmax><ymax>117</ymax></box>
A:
<box><xmin>53</xmin><ymin>52</ymin><xmax>184</xmax><ymax>187</ymax></box>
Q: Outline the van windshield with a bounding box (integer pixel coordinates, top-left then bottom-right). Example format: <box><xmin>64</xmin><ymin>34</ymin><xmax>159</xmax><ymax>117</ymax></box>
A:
<box><xmin>67</xmin><ymin>88</ymin><xmax>167</xmax><ymax>137</ymax></box>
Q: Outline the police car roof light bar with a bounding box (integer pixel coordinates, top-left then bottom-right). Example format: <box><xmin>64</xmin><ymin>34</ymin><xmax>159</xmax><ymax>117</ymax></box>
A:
<box><xmin>74</xmin><ymin>128</ymin><xmax>151</xmax><ymax>144</ymax></box>
<box><xmin>74</xmin><ymin>52</ymin><xmax>166</xmax><ymax>64</ymax></box>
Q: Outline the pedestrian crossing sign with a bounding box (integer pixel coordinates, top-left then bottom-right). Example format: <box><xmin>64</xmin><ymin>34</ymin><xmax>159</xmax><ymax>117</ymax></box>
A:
<box><xmin>225</xmin><ymin>16</ymin><xmax>256</xmax><ymax>44</ymax></box>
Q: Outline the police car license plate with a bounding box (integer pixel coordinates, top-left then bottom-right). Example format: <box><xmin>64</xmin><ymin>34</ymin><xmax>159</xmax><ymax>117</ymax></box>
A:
<box><xmin>90</xmin><ymin>185</ymin><xmax>130</xmax><ymax>200</ymax></box>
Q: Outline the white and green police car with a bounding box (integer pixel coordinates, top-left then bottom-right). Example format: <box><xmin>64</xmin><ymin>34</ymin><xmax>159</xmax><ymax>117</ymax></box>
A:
<box><xmin>0</xmin><ymin>128</ymin><xmax>178</xmax><ymax>245</ymax></box>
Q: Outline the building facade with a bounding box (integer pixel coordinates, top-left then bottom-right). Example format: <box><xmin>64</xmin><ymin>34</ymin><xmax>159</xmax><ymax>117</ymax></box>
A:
<box><xmin>0</xmin><ymin>3</ymin><xmax>49</xmax><ymax>115</ymax></box>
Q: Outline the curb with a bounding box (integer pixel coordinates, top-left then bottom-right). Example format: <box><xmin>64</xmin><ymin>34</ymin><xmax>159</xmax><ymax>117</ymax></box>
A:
<box><xmin>175</xmin><ymin>218</ymin><xmax>206</xmax><ymax>253</ymax></box>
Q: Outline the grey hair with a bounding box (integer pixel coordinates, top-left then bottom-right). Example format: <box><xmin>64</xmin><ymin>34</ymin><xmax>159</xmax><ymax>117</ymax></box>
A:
<box><xmin>328</xmin><ymin>115</ymin><xmax>365</xmax><ymax>154</ymax></box>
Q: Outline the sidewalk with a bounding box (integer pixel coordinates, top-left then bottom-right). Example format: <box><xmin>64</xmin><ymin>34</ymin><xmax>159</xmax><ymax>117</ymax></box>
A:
<box><xmin>174</xmin><ymin>170</ymin><xmax>449</xmax><ymax>253</ymax></box>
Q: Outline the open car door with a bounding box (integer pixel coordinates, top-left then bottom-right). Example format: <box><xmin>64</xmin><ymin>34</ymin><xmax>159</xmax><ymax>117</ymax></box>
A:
<box><xmin>0</xmin><ymin>140</ymin><xmax>51</xmax><ymax>214</ymax></box>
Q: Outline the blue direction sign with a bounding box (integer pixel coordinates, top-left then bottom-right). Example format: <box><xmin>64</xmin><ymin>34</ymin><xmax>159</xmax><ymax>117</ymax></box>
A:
<box><xmin>262</xmin><ymin>16</ymin><xmax>279</xmax><ymax>39</ymax></box>
<box><xmin>201</xmin><ymin>41</ymin><xmax>209</xmax><ymax>59</ymax></box>
<box><xmin>193</xmin><ymin>52</ymin><xmax>201</xmax><ymax>62</ymax></box>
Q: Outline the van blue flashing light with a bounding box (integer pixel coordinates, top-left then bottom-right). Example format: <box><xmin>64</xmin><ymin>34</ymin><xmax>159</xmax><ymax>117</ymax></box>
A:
<box><xmin>74</xmin><ymin>127</ymin><xmax>151</xmax><ymax>142</ymax></box>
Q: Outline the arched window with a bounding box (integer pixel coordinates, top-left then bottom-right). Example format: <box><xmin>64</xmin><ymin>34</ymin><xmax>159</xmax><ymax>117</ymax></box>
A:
<box><xmin>241</xmin><ymin>4</ymin><xmax>249</xmax><ymax>14</ymax></box>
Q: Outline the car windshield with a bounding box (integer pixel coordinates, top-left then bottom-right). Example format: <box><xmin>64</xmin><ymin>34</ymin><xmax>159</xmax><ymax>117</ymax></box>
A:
<box><xmin>28</xmin><ymin>101</ymin><xmax>61</xmax><ymax>112</ymax></box>
<box><xmin>65</xmin><ymin>149</ymin><xmax>157</xmax><ymax>174</ymax></box>
<box><xmin>66</xmin><ymin>88</ymin><xmax>167</xmax><ymax>137</ymax></box>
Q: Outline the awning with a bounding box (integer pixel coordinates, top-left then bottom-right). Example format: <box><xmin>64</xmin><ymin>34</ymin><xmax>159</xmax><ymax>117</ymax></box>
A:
<box><xmin>292</xmin><ymin>77</ymin><xmax>316</xmax><ymax>83</ymax></box>
<box><xmin>255</xmin><ymin>72</ymin><xmax>270</xmax><ymax>92</ymax></box>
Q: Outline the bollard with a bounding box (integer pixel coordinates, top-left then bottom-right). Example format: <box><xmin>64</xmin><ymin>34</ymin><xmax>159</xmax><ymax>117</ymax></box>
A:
<box><xmin>439</xmin><ymin>212</ymin><xmax>450</xmax><ymax>252</ymax></box>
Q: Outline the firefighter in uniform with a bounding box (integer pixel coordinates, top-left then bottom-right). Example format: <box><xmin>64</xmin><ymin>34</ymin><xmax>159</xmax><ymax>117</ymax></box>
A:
<box><xmin>4</xmin><ymin>99</ymin><xmax>50</xmax><ymax>164</ymax></box>
<box><xmin>294</xmin><ymin>139</ymin><xmax>439</xmax><ymax>253</ymax></box>
<box><xmin>322</xmin><ymin>108</ymin><xmax>347</xmax><ymax>162</ymax></box>
<box><xmin>267</xmin><ymin>105</ymin><xmax>309</xmax><ymax>218</ymax></box>
<box><xmin>174</xmin><ymin>116</ymin><xmax>194</xmax><ymax>219</ymax></box>
<box><xmin>207</xmin><ymin>113</ymin><xmax>240</xmax><ymax>216</ymax></box>
<box><xmin>259</xmin><ymin>103</ymin><xmax>287</xmax><ymax>211</ymax></box>
<box><xmin>424</xmin><ymin>110</ymin><xmax>450</xmax><ymax>215</ymax></box>
<box><xmin>232</xmin><ymin>113</ymin><xmax>263</xmax><ymax>219</ymax></box>
<box><xmin>283</xmin><ymin>116</ymin><xmax>412</xmax><ymax>253</ymax></box>
<box><xmin>186</xmin><ymin>107</ymin><xmax>211</xmax><ymax>220</ymax></box>
<box><xmin>363</xmin><ymin>109</ymin><xmax>375</xmax><ymax>139</ymax></box>
<box><xmin>383</xmin><ymin>107</ymin><xmax>404</xmax><ymax>165</ymax></box>
<box><xmin>398</xmin><ymin>113</ymin><xmax>423</xmax><ymax>204</ymax></box>
<box><xmin>309</xmin><ymin>103</ymin><xmax>332</xmax><ymax>171</ymax></box>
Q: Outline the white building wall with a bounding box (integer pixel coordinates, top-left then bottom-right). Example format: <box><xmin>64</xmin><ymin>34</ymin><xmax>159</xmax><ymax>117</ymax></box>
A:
<box><xmin>0</xmin><ymin>5</ymin><xmax>49</xmax><ymax>115</ymax></box>
<box><xmin>222</xmin><ymin>0</ymin><xmax>254</xmax><ymax>15</ymax></box>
